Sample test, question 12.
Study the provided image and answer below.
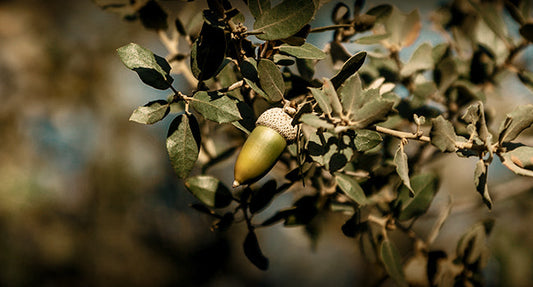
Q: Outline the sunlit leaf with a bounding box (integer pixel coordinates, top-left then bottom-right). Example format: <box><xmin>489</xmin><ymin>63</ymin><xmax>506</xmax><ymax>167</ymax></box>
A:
<box><xmin>394</xmin><ymin>145</ymin><xmax>414</xmax><ymax>196</ymax></box>
<box><xmin>258</xmin><ymin>59</ymin><xmax>285</xmax><ymax>102</ymax></box>
<box><xmin>117</xmin><ymin>43</ymin><xmax>173</xmax><ymax>90</ymax></box>
<box><xmin>430</xmin><ymin>116</ymin><xmax>458</xmax><ymax>152</ymax></box>
<box><xmin>191</xmin><ymin>91</ymin><xmax>242</xmax><ymax>123</ymax></box>
<box><xmin>253</xmin><ymin>0</ymin><xmax>317</xmax><ymax>41</ymax></box>
<box><xmin>397</xmin><ymin>173</ymin><xmax>439</xmax><ymax>220</ymax></box>
<box><xmin>400</xmin><ymin>42</ymin><xmax>433</xmax><ymax>77</ymax></box>
<box><xmin>279</xmin><ymin>43</ymin><xmax>326</xmax><ymax>60</ymax></box>
<box><xmin>129</xmin><ymin>100</ymin><xmax>170</xmax><ymax>125</ymax></box>
<box><xmin>335</xmin><ymin>173</ymin><xmax>367</xmax><ymax>205</ymax></box>
<box><xmin>185</xmin><ymin>175</ymin><xmax>232</xmax><ymax>208</ymax></box>
<box><xmin>474</xmin><ymin>159</ymin><xmax>492</xmax><ymax>209</ymax></box>
<box><xmin>354</xmin><ymin>129</ymin><xmax>382</xmax><ymax>151</ymax></box>
<box><xmin>300</xmin><ymin>113</ymin><xmax>334</xmax><ymax>129</ymax></box>
<box><xmin>337</xmin><ymin>73</ymin><xmax>363</xmax><ymax>117</ymax></box>
<box><xmin>310</xmin><ymin>87</ymin><xmax>332</xmax><ymax>116</ymax></box>
<box><xmin>497</xmin><ymin>104</ymin><xmax>533</xmax><ymax>144</ymax></box>
<box><xmin>248</xmin><ymin>0</ymin><xmax>271</xmax><ymax>19</ymax></box>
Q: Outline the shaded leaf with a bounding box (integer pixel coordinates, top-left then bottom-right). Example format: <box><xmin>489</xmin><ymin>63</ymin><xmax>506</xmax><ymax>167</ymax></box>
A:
<box><xmin>253</xmin><ymin>0</ymin><xmax>316</xmax><ymax>41</ymax></box>
<box><xmin>273</xmin><ymin>54</ymin><xmax>295</xmax><ymax>66</ymax></box>
<box><xmin>185</xmin><ymin>175</ymin><xmax>232</xmax><ymax>208</ymax></box>
<box><xmin>456</xmin><ymin>219</ymin><xmax>494</xmax><ymax>265</ymax></box>
<box><xmin>474</xmin><ymin>159</ymin><xmax>492</xmax><ymax>209</ymax></box>
<box><xmin>354</xmin><ymin>129</ymin><xmax>382</xmax><ymax>151</ymax></box>
<box><xmin>191</xmin><ymin>23</ymin><xmax>226</xmax><ymax>81</ymax></box>
<box><xmin>394</xmin><ymin>145</ymin><xmax>414</xmax><ymax>196</ymax></box>
<box><xmin>166</xmin><ymin>113</ymin><xmax>201</xmax><ymax>179</ymax></box>
<box><xmin>500</xmin><ymin>144</ymin><xmax>533</xmax><ymax>177</ymax></box>
<box><xmin>380</xmin><ymin>239</ymin><xmax>408</xmax><ymax>287</ymax></box>
<box><xmin>139</xmin><ymin>0</ymin><xmax>168</xmax><ymax>30</ymax></box>
<box><xmin>520</xmin><ymin>22</ymin><xmax>533</xmax><ymax>42</ymax></box>
<box><xmin>400</xmin><ymin>42</ymin><xmax>433</xmax><ymax>77</ymax></box>
<box><xmin>258</xmin><ymin>59</ymin><xmax>285</xmax><ymax>102</ymax></box>
<box><xmin>310</xmin><ymin>87</ymin><xmax>332</xmax><ymax>116</ymax></box>
<box><xmin>365</xmin><ymin>4</ymin><xmax>392</xmax><ymax>21</ymax></box>
<box><xmin>175</xmin><ymin>17</ymin><xmax>187</xmax><ymax>35</ymax></box>
<box><xmin>117</xmin><ymin>43</ymin><xmax>173</xmax><ymax>90</ymax></box>
<box><xmin>191</xmin><ymin>91</ymin><xmax>242</xmax><ymax>123</ymax></box>
<box><xmin>241</xmin><ymin>58</ymin><xmax>270</xmax><ymax>101</ymax></box>
<box><xmin>323</xmin><ymin>78</ymin><xmax>343</xmax><ymax>116</ymax></box>
<box><xmin>249</xmin><ymin>180</ymin><xmax>278</xmax><ymax>214</ymax></box>
<box><xmin>469</xmin><ymin>0</ymin><xmax>509</xmax><ymax>44</ymax></box>
<box><xmin>243</xmin><ymin>230</ymin><xmax>269</xmax><ymax>270</ymax></box>
<box><xmin>331</xmin><ymin>51</ymin><xmax>367</xmax><ymax>89</ymax></box>
<box><xmin>350</xmin><ymin>98</ymin><xmax>395</xmax><ymax>128</ymax></box>
<box><xmin>430</xmin><ymin>116</ymin><xmax>458</xmax><ymax>152</ymax></box>
<box><xmin>498</xmin><ymin>104</ymin><xmax>533</xmax><ymax>144</ymax></box>
<box><xmin>279</xmin><ymin>43</ymin><xmax>326</xmax><ymax>60</ymax></box>
<box><xmin>335</xmin><ymin>173</ymin><xmax>367</xmax><ymax>205</ymax></box>
<box><xmin>129</xmin><ymin>100</ymin><xmax>170</xmax><ymax>124</ymax></box>
<box><xmin>232</xmin><ymin>101</ymin><xmax>256</xmax><ymax>135</ymax></box>
<box><xmin>396</xmin><ymin>173</ymin><xmax>439</xmax><ymax>221</ymax></box>
<box><xmin>296</xmin><ymin>58</ymin><xmax>315</xmax><ymax>81</ymax></box>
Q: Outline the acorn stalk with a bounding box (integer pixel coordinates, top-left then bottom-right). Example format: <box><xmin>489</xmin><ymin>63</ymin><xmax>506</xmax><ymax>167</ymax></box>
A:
<box><xmin>233</xmin><ymin>108</ymin><xmax>297</xmax><ymax>187</ymax></box>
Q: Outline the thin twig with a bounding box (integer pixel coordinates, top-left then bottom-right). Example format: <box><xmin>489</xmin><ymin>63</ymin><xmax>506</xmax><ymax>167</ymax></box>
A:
<box><xmin>310</xmin><ymin>24</ymin><xmax>354</xmax><ymax>33</ymax></box>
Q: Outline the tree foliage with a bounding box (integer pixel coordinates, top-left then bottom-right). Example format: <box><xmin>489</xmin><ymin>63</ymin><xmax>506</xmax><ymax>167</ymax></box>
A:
<box><xmin>97</xmin><ymin>0</ymin><xmax>533</xmax><ymax>285</ymax></box>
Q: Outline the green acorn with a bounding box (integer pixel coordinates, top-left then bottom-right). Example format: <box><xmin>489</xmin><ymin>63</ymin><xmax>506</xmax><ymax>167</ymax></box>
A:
<box><xmin>233</xmin><ymin>108</ymin><xmax>298</xmax><ymax>187</ymax></box>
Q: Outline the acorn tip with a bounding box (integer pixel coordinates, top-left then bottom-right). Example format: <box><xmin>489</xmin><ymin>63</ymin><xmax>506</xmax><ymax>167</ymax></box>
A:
<box><xmin>232</xmin><ymin>180</ymin><xmax>240</xmax><ymax>188</ymax></box>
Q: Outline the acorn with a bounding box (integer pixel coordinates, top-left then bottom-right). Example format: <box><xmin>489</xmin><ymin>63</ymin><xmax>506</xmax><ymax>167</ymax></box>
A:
<box><xmin>233</xmin><ymin>108</ymin><xmax>298</xmax><ymax>187</ymax></box>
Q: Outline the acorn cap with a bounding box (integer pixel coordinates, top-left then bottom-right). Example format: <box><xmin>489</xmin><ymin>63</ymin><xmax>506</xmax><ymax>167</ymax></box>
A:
<box><xmin>256</xmin><ymin>108</ymin><xmax>298</xmax><ymax>141</ymax></box>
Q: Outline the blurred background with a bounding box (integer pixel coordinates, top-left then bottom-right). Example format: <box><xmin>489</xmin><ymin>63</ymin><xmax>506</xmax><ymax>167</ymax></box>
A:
<box><xmin>0</xmin><ymin>0</ymin><xmax>533</xmax><ymax>286</ymax></box>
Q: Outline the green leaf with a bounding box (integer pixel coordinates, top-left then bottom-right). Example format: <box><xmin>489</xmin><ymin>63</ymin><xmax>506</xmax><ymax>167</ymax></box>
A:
<box><xmin>380</xmin><ymin>239</ymin><xmax>408</xmax><ymax>287</ymax></box>
<box><xmin>353</xmin><ymin>33</ymin><xmax>390</xmax><ymax>45</ymax></box>
<box><xmin>354</xmin><ymin>129</ymin><xmax>382</xmax><ymax>151</ymax></box>
<box><xmin>519</xmin><ymin>22</ymin><xmax>533</xmax><ymax>42</ymax></box>
<box><xmin>248</xmin><ymin>0</ymin><xmax>271</xmax><ymax>19</ymax></box>
<box><xmin>129</xmin><ymin>100</ymin><xmax>170</xmax><ymax>125</ymax></box>
<box><xmin>232</xmin><ymin>101</ymin><xmax>256</xmax><ymax>135</ymax></box>
<box><xmin>397</xmin><ymin>173</ymin><xmax>439</xmax><ymax>221</ymax></box>
<box><xmin>462</xmin><ymin>102</ymin><xmax>490</xmax><ymax>144</ymax></box>
<box><xmin>117</xmin><ymin>43</ymin><xmax>173</xmax><ymax>90</ymax></box>
<box><xmin>258</xmin><ymin>59</ymin><xmax>284</xmax><ymax>102</ymax></box>
<box><xmin>337</xmin><ymin>73</ymin><xmax>363</xmax><ymax>117</ymax></box>
<box><xmin>350</xmin><ymin>98</ymin><xmax>395</xmax><ymax>128</ymax></box>
<box><xmin>323</xmin><ymin>78</ymin><xmax>343</xmax><ymax>116</ymax></box>
<box><xmin>394</xmin><ymin>146</ymin><xmax>414</xmax><ymax>196</ymax></box>
<box><xmin>166</xmin><ymin>113</ymin><xmax>201</xmax><ymax>179</ymax></box>
<box><xmin>296</xmin><ymin>58</ymin><xmax>315</xmax><ymax>81</ymax></box>
<box><xmin>500</xmin><ymin>144</ymin><xmax>533</xmax><ymax>177</ymax></box>
<box><xmin>191</xmin><ymin>91</ymin><xmax>242</xmax><ymax>123</ymax></box>
<box><xmin>498</xmin><ymin>104</ymin><xmax>533</xmax><ymax>144</ymax></box>
<box><xmin>469</xmin><ymin>0</ymin><xmax>509</xmax><ymax>44</ymax></box>
<box><xmin>400</xmin><ymin>42</ymin><xmax>433</xmax><ymax>77</ymax></box>
<box><xmin>273</xmin><ymin>54</ymin><xmax>295</xmax><ymax>66</ymax></box>
<box><xmin>300</xmin><ymin>113</ymin><xmax>334</xmax><ymax>129</ymax></box>
<box><xmin>191</xmin><ymin>23</ymin><xmax>226</xmax><ymax>81</ymax></box>
<box><xmin>430</xmin><ymin>116</ymin><xmax>458</xmax><ymax>152</ymax></box>
<box><xmin>185</xmin><ymin>175</ymin><xmax>232</xmax><ymax>208</ymax></box>
<box><xmin>241</xmin><ymin>58</ymin><xmax>270</xmax><ymax>101</ymax></box>
<box><xmin>474</xmin><ymin>159</ymin><xmax>492</xmax><ymax>209</ymax></box>
<box><xmin>138</xmin><ymin>0</ymin><xmax>168</xmax><ymax>31</ymax></box>
<box><xmin>279</xmin><ymin>43</ymin><xmax>326</xmax><ymax>60</ymax></box>
<box><xmin>330</xmin><ymin>51</ymin><xmax>367</xmax><ymax>89</ymax></box>
<box><xmin>335</xmin><ymin>173</ymin><xmax>367</xmax><ymax>205</ymax></box>
<box><xmin>309</xmin><ymin>87</ymin><xmax>332</xmax><ymax>116</ymax></box>
<box><xmin>249</xmin><ymin>180</ymin><xmax>279</xmax><ymax>214</ymax></box>
<box><xmin>253</xmin><ymin>0</ymin><xmax>317</xmax><ymax>41</ymax></box>
<box><xmin>384</xmin><ymin>7</ymin><xmax>421</xmax><ymax>49</ymax></box>
<box><xmin>243</xmin><ymin>230</ymin><xmax>269</xmax><ymax>270</ymax></box>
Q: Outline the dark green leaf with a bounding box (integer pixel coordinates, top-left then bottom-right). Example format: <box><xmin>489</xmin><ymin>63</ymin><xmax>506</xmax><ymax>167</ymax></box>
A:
<box><xmin>117</xmin><ymin>43</ymin><xmax>173</xmax><ymax>90</ymax></box>
<box><xmin>191</xmin><ymin>91</ymin><xmax>242</xmax><ymax>123</ymax></box>
<box><xmin>138</xmin><ymin>0</ymin><xmax>168</xmax><ymax>30</ymax></box>
<box><xmin>397</xmin><ymin>173</ymin><xmax>439</xmax><ymax>221</ymax></box>
<box><xmin>253</xmin><ymin>0</ymin><xmax>317</xmax><ymax>41</ymax></box>
<box><xmin>249</xmin><ymin>180</ymin><xmax>278</xmax><ymax>214</ymax></box>
<box><xmin>498</xmin><ymin>104</ymin><xmax>533</xmax><ymax>144</ymax></box>
<box><xmin>243</xmin><ymin>230</ymin><xmax>269</xmax><ymax>270</ymax></box>
<box><xmin>241</xmin><ymin>58</ymin><xmax>270</xmax><ymax>101</ymax></box>
<box><xmin>394</xmin><ymin>145</ymin><xmax>414</xmax><ymax>196</ymax></box>
<box><xmin>474</xmin><ymin>159</ymin><xmax>492</xmax><ymax>209</ymax></box>
<box><xmin>335</xmin><ymin>173</ymin><xmax>367</xmax><ymax>205</ymax></box>
<box><xmin>232</xmin><ymin>101</ymin><xmax>256</xmax><ymax>135</ymax></box>
<box><xmin>519</xmin><ymin>22</ymin><xmax>533</xmax><ymax>42</ymax></box>
<box><xmin>273</xmin><ymin>54</ymin><xmax>295</xmax><ymax>66</ymax></box>
<box><xmin>300</xmin><ymin>113</ymin><xmax>334</xmax><ymax>129</ymax></box>
<box><xmin>279</xmin><ymin>43</ymin><xmax>326</xmax><ymax>60</ymax></box>
<box><xmin>185</xmin><ymin>175</ymin><xmax>232</xmax><ymax>208</ymax></box>
<box><xmin>400</xmin><ymin>42</ymin><xmax>433</xmax><ymax>77</ymax></box>
<box><xmin>191</xmin><ymin>23</ymin><xmax>226</xmax><ymax>81</ymax></box>
<box><xmin>296</xmin><ymin>58</ymin><xmax>315</xmax><ymax>81</ymax></box>
<box><xmin>129</xmin><ymin>100</ymin><xmax>170</xmax><ymax>124</ymax></box>
<box><xmin>166</xmin><ymin>113</ymin><xmax>201</xmax><ymax>179</ymax></box>
<box><xmin>434</xmin><ymin>57</ymin><xmax>458</xmax><ymax>89</ymax></box>
<box><xmin>430</xmin><ymin>116</ymin><xmax>458</xmax><ymax>152</ymax></box>
<box><xmin>354</xmin><ymin>129</ymin><xmax>382</xmax><ymax>151</ymax></box>
<box><xmin>331</xmin><ymin>51</ymin><xmax>367</xmax><ymax>89</ymax></box>
<box><xmin>258</xmin><ymin>59</ymin><xmax>284</xmax><ymax>102</ymax></box>
<box><xmin>248</xmin><ymin>0</ymin><xmax>271</xmax><ymax>19</ymax></box>
<box><xmin>380</xmin><ymin>239</ymin><xmax>408</xmax><ymax>287</ymax></box>
<box><xmin>337</xmin><ymin>73</ymin><xmax>363</xmax><ymax>117</ymax></box>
